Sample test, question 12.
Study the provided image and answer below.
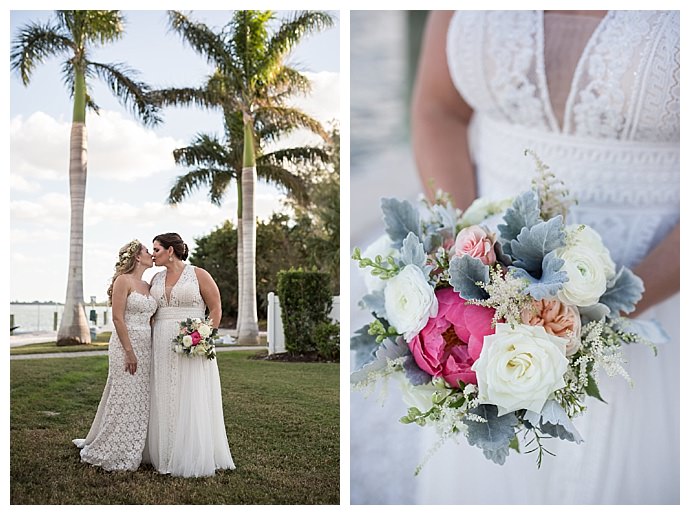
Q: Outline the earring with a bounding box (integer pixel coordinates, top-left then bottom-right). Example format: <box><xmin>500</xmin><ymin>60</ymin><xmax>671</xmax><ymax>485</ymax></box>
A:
<box><xmin>169</xmin><ymin>256</ymin><xmax>173</xmax><ymax>262</ymax></box>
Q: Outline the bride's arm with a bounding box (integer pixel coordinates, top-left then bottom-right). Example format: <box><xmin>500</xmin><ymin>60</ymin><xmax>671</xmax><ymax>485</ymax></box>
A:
<box><xmin>632</xmin><ymin>224</ymin><xmax>680</xmax><ymax>315</ymax></box>
<box><xmin>195</xmin><ymin>267</ymin><xmax>222</xmax><ymax>329</ymax></box>
<box><xmin>411</xmin><ymin>10</ymin><xmax>476</xmax><ymax>210</ymax></box>
<box><xmin>111</xmin><ymin>276</ymin><xmax>138</xmax><ymax>375</ymax></box>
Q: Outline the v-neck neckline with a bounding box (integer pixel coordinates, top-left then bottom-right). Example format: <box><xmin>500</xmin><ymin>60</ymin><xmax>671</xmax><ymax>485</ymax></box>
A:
<box><xmin>164</xmin><ymin>264</ymin><xmax>187</xmax><ymax>306</ymax></box>
<box><xmin>538</xmin><ymin>10</ymin><xmax>610</xmax><ymax>133</ymax></box>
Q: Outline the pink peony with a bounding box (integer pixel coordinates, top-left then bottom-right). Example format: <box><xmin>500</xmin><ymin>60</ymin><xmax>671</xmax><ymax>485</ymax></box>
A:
<box><xmin>190</xmin><ymin>330</ymin><xmax>202</xmax><ymax>346</ymax></box>
<box><xmin>409</xmin><ymin>288</ymin><xmax>496</xmax><ymax>387</ymax></box>
<box><xmin>454</xmin><ymin>225</ymin><xmax>497</xmax><ymax>265</ymax></box>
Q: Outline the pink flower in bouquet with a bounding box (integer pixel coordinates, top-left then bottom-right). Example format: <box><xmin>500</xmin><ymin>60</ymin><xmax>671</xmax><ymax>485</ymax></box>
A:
<box><xmin>190</xmin><ymin>331</ymin><xmax>202</xmax><ymax>346</ymax></box>
<box><xmin>409</xmin><ymin>288</ymin><xmax>496</xmax><ymax>386</ymax></box>
<box><xmin>521</xmin><ymin>299</ymin><xmax>581</xmax><ymax>356</ymax></box>
<box><xmin>453</xmin><ymin>226</ymin><xmax>497</xmax><ymax>265</ymax></box>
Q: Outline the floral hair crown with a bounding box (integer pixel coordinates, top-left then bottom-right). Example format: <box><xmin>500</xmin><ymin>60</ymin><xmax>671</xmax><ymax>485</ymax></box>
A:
<box><xmin>120</xmin><ymin>239</ymin><xmax>141</xmax><ymax>262</ymax></box>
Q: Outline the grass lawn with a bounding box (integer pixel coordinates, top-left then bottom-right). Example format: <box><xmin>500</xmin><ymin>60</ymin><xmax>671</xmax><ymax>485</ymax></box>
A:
<box><xmin>10</xmin><ymin>351</ymin><xmax>339</xmax><ymax>504</ymax></box>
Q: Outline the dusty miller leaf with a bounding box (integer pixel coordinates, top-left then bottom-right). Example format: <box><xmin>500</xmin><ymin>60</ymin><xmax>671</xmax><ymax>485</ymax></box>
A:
<box><xmin>381</xmin><ymin>198</ymin><xmax>421</xmax><ymax>248</ymax></box>
<box><xmin>465</xmin><ymin>405</ymin><xmax>519</xmax><ymax>465</ymax></box>
<box><xmin>509</xmin><ymin>250</ymin><xmax>568</xmax><ymax>300</ymax></box>
<box><xmin>524</xmin><ymin>400</ymin><xmax>584</xmax><ymax>444</ymax></box>
<box><xmin>448</xmin><ymin>254</ymin><xmax>490</xmax><ymax>300</ymax></box>
<box><xmin>350</xmin><ymin>324</ymin><xmax>379</xmax><ymax>370</ymax></box>
<box><xmin>599</xmin><ymin>266</ymin><xmax>644</xmax><ymax>316</ymax></box>
<box><xmin>402</xmin><ymin>355</ymin><xmax>432</xmax><ymax>385</ymax></box>
<box><xmin>497</xmin><ymin>191</ymin><xmax>541</xmax><ymax>256</ymax></box>
<box><xmin>400</xmin><ymin>233</ymin><xmax>428</xmax><ymax>271</ymax></box>
<box><xmin>350</xmin><ymin>337</ymin><xmax>409</xmax><ymax>385</ymax></box>
<box><xmin>510</xmin><ymin>216</ymin><xmax>565</xmax><ymax>274</ymax></box>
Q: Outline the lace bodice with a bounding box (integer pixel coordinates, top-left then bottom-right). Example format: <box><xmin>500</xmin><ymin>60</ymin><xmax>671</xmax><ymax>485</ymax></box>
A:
<box><xmin>150</xmin><ymin>264</ymin><xmax>205</xmax><ymax>310</ymax></box>
<box><xmin>448</xmin><ymin>11</ymin><xmax>679</xmax><ymax>141</ymax></box>
<box><xmin>446</xmin><ymin>10</ymin><xmax>680</xmax><ymax>269</ymax></box>
<box><xmin>123</xmin><ymin>291</ymin><xmax>158</xmax><ymax>327</ymax></box>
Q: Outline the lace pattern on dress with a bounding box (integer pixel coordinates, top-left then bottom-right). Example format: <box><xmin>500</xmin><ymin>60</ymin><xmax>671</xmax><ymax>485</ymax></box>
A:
<box><xmin>448</xmin><ymin>10</ymin><xmax>679</xmax><ymax>143</ymax></box>
<box><xmin>77</xmin><ymin>291</ymin><xmax>156</xmax><ymax>471</ymax></box>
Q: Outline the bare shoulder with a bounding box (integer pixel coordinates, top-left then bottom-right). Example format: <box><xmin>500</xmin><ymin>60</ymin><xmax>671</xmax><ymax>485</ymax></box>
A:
<box><xmin>193</xmin><ymin>266</ymin><xmax>215</xmax><ymax>283</ymax></box>
<box><xmin>112</xmin><ymin>273</ymin><xmax>133</xmax><ymax>292</ymax></box>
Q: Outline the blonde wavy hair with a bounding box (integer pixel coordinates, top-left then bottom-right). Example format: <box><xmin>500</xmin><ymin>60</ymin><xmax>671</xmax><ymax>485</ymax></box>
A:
<box><xmin>106</xmin><ymin>239</ymin><xmax>143</xmax><ymax>304</ymax></box>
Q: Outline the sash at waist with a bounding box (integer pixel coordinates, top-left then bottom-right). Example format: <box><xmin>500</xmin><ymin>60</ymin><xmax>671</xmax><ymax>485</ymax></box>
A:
<box><xmin>154</xmin><ymin>307</ymin><xmax>206</xmax><ymax>321</ymax></box>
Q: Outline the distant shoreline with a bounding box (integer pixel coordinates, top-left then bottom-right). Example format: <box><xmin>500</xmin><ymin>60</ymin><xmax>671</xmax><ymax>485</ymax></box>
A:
<box><xmin>11</xmin><ymin>302</ymin><xmax>109</xmax><ymax>307</ymax></box>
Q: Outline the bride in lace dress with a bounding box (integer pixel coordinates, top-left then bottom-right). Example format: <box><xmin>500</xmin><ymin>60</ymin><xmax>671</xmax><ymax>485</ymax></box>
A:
<box><xmin>145</xmin><ymin>232</ymin><xmax>235</xmax><ymax>477</ymax></box>
<box><xmin>409</xmin><ymin>10</ymin><xmax>679</xmax><ymax>503</ymax></box>
<box><xmin>73</xmin><ymin>240</ymin><xmax>157</xmax><ymax>471</ymax></box>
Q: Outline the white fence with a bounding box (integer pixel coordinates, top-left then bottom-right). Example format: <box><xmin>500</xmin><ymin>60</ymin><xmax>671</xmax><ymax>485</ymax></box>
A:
<box><xmin>267</xmin><ymin>293</ymin><xmax>340</xmax><ymax>355</ymax></box>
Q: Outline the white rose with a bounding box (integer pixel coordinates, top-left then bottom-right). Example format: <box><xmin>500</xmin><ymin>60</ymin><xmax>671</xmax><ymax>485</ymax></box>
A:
<box><xmin>572</xmin><ymin>225</ymin><xmax>616</xmax><ymax>280</ymax></box>
<box><xmin>472</xmin><ymin>323</ymin><xmax>569</xmax><ymax>416</ymax></box>
<box><xmin>361</xmin><ymin>234</ymin><xmax>398</xmax><ymax>293</ymax></box>
<box><xmin>384</xmin><ymin>265</ymin><xmax>438</xmax><ymax>341</ymax></box>
<box><xmin>182</xmin><ymin>335</ymin><xmax>193</xmax><ymax>348</ymax></box>
<box><xmin>555</xmin><ymin>225</ymin><xmax>614</xmax><ymax>307</ymax></box>
<box><xmin>198</xmin><ymin>324</ymin><xmax>212</xmax><ymax>338</ymax></box>
<box><xmin>460</xmin><ymin>197</ymin><xmax>512</xmax><ymax>230</ymax></box>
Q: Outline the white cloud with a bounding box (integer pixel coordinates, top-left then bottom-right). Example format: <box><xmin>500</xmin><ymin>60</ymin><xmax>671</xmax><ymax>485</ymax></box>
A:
<box><xmin>10</xmin><ymin>174</ymin><xmax>41</xmax><ymax>193</ymax></box>
<box><xmin>10</xmin><ymin>110</ymin><xmax>183</xmax><ymax>183</ymax></box>
<box><xmin>10</xmin><ymin>192</ymin><xmax>69</xmax><ymax>225</ymax></box>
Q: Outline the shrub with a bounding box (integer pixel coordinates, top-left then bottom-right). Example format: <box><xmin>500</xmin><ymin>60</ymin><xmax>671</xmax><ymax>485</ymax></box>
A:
<box><xmin>277</xmin><ymin>268</ymin><xmax>333</xmax><ymax>355</ymax></box>
<box><xmin>314</xmin><ymin>321</ymin><xmax>340</xmax><ymax>361</ymax></box>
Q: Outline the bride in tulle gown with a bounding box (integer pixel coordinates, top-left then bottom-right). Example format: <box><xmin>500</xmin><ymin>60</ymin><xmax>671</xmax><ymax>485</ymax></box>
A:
<box><xmin>145</xmin><ymin>232</ymin><xmax>235</xmax><ymax>477</ymax></box>
<box><xmin>408</xmin><ymin>10</ymin><xmax>679</xmax><ymax>504</ymax></box>
<box><xmin>73</xmin><ymin>240</ymin><xmax>157</xmax><ymax>471</ymax></box>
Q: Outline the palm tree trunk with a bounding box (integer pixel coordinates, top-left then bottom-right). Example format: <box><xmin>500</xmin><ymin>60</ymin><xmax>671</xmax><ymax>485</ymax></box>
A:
<box><xmin>57</xmin><ymin>68</ymin><xmax>91</xmax><ymax>345</ymax></box>
<box><xmin>235</xmin><ymin>180</ymin><xmax>244</xmax><ymax>335</ymax></box>
<box><xmin>237</xmin><ymin>115</ymin><xmax>259</xmax><ymax>344</ymax></box>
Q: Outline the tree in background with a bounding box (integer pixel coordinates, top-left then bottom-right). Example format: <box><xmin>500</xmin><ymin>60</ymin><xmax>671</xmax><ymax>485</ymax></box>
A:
<box><xmin>157</xmin><ymin>10</ymin><xmax>334</xmax><ymax>344</ymax></box>
<box><xmin>11</xmin><ymin>10</ymin><xmax>160</xmax><ymax>345</ymax></box>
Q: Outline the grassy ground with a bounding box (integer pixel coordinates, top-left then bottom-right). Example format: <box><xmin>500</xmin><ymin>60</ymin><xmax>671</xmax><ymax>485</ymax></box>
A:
<box><xmin>10</xmin><ymin>351</ymin><xmax>339</xmax><ymax>504</ymax></box>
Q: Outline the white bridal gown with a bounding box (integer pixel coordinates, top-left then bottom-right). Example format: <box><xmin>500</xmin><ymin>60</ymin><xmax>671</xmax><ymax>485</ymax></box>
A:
<box><xmin>144</xmin><ymin>264</ymin><xmax>235</xmax><ymax>477</ymax></box>
<box><xmin>415</xmin><ymin>10</ymin><xmax>679</xmax><ymax>504</ymax></box>
<box><xmin>73</xmin><ymin>292</ymin><xmax>157</xmax><ymax>471</ymax></box>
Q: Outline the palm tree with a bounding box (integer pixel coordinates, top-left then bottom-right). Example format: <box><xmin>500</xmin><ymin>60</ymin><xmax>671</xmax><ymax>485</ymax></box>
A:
<box><xmin>157</xmin><ymin>10</ymin><xmax>334</xmax><ymax>344</ymax></box>
<box><xmin>166</xmin><ymin>111</ymin><xmax>329</xmax><ymax>327</ymax></box>
<box><xmin>11</xmin><ymin>10</ymin><xmax>160</xmax><ymax>345</ymax></box>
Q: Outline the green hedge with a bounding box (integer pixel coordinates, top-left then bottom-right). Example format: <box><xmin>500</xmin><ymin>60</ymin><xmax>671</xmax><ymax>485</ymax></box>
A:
<box><xmin>314</xmin><ymin>321</ymin><xmax>340</xmax><ymax>361</ymax></box>
<box><xmin>277</xmin><ymin>268</ymin><xmax>333</xmax><ymax>355</ymax></box>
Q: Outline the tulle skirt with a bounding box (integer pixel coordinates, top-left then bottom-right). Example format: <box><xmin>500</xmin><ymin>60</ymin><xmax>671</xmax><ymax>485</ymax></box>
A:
<box><xmin>144</xmin><ymin>310</ymin><xmax>235</xmax><ymax>477</ymax></box>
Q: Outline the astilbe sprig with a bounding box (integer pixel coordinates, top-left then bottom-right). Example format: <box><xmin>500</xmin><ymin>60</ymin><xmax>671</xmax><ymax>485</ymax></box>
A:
<box><xmin>469</xmin><ymin>265</ymin><xmax>531</xmax><ymax>327</ymax></box>
<box><xmin>525</xmin><ymin>149</ymin><xmax>577</xmax><ymax>221</ymax></box>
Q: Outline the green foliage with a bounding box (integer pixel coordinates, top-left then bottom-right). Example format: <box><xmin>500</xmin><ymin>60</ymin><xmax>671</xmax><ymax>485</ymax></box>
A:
<box><xmin>277</xmin><ymin>268</ymin><xmax>333</xmax><ymax>355</ymax></box>
<box><xmin>314</xmin><ymin>320</ymin><xmax>340</xmax><ymax>361</ymax></box>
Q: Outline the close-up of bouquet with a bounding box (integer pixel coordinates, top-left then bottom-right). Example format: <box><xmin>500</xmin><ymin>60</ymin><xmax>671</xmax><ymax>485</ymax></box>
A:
<box><xmin>173</xmin><ymin>317</ymin><xmax>218</xmax><ymax>360</ymax></box>
<box><xmin>351</xmin><ymin>152</ymin><xmax>664</xmax><ymax>469</ymax></box>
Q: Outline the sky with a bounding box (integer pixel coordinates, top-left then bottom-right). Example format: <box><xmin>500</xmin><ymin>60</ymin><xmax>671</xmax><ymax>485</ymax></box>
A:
<box><xmin>8</xmin><ymin>9</ymin><xmax>340</xmax><ymax>303</ymax></box>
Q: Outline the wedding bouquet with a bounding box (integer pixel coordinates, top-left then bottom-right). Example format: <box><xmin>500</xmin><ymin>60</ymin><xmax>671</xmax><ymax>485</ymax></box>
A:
<box><xmin>351</xmin><ymin>152</ymin><xmax>664</xmax><ymax>468</ymax></box>
<box><xmin>173</xmin><ymin>317</ymin><xmax>218</xmax><ymax>360</ymax></box>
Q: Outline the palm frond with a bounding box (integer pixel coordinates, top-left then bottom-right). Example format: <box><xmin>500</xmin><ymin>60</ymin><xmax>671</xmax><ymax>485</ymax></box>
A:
<box><xmin>262</xmin><ymin>11</ymin><xmax>334</xmax><ymax>71</ymax></box>
<box><xmin>172</xmin><ymin>134</ymin><xmax>232</xmax><ymax>169</ymax></box>
<box><xmin>168</xmin><ymin>167</ymin><xmax>224</xmax><ymax>205</ymax></box>
<box><xmin>150</xmin><ymin>86</ymin><xmax>219</xmax><ymax>111</ymax></box>
<box><xmin>10</xmin><ymin>21</ymin><xmax>73</xmax><ymax>85</ymax></box>
<box><xmin>255</xmin><ymin>106</ymin><xmax>329</xmax><ymax>141</ymax></box>
<box><xmin>167</xmin><ymin>11</ymin><xmax>230</xmax><ymax>70</ymax></box>
<box><xmin>88</xmin><ymin>61</ymin><xmax>161</xmax><ymax>126</ymax></box>
<box><xmin>254</xmin><ymin>161</ymin><xmax>309</xmax><ymax>204</ymax></box>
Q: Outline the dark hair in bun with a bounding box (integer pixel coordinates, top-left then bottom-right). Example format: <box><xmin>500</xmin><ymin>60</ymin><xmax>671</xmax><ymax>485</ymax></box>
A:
<box><xmin>153</xmin><ymin>232</ymin><xmax>189</xmax><ymax>261</ymax></box>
